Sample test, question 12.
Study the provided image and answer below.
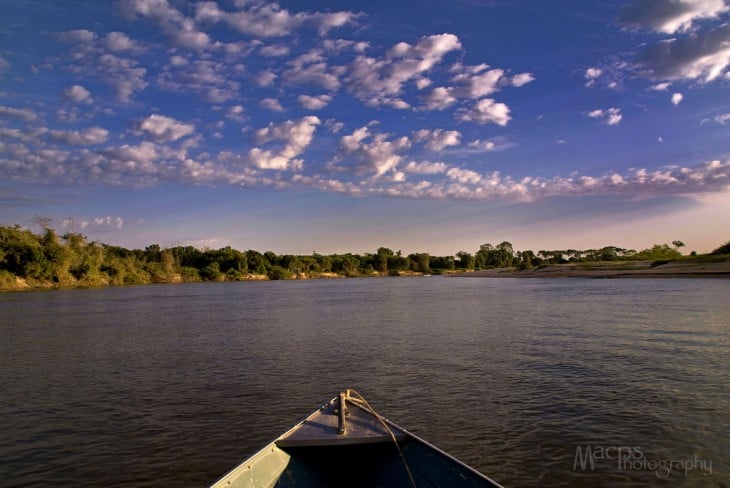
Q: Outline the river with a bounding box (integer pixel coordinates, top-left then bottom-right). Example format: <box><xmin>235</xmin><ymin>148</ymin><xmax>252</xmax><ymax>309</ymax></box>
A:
<box><xmin>1</xmin><ymin>277</ymin><xmax>728</xmax><ymax>487</ymax></box>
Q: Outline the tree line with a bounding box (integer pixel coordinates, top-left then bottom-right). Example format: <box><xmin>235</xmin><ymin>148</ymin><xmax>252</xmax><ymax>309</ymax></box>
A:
<box><xmin>1</xmin><ymin>224</ymin><xmax>727</xmax><ymax>289</ymax></box>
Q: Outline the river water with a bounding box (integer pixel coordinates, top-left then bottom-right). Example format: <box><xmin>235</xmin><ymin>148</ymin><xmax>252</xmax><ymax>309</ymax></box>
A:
<box><xmin>0</xmin><ymin>277</ymin><xmax>728</xmax><ymax>487</ymax></box>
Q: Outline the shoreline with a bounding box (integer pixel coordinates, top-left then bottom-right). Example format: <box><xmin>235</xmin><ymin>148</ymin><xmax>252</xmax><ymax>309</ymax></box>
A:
<box><xmin>458</xmin><ymin>261</ymin><xmax>730</xmax><ymax>279</ymax></box>
<box><xmin>3</xmin><ymin>261</ymin><xmax>729</xmax><ymax>292</ymax></box>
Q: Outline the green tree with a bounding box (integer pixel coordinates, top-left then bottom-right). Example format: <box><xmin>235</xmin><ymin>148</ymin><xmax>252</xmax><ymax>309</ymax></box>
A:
<box><xmin>375</xmin><ymin>247</ymin><xmax>394</xmax><ymax>273</ymax></box>
<box><xmin>456</xmin><ymin>251</ymin><xmax>474</xmax><ymax>270</ymax></box>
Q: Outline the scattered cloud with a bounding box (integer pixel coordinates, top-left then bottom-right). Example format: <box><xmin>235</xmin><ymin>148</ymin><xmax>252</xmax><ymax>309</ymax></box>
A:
<box><xmin>138</xmin><ymin>114</ymin><xmax>195</xmax><ymax>142</ymax></box>
<box><xmin>715</xmin><ymin>112</ymin><xmax>730</xmax><ymax>124</ymax></box>
<box><xmin>457</xmin><ymin>98</ymin><xmax>511</xmax><ymax>125</ymax></box>
<box><xmin>50</xmin><ymin>127</ymin><xmax>109</xmax><ymax>145</ymax></box>
<box><xmin>249</xmin><ymin>116</ymin><xmax>321</xmax><ymax>170</ymax></box>
<box><xmin>467</xmin><ymin>139</ymin><xmax>496</xmax><ymax>151</ymax></box>
<box><xmin>158</xmin><ymin>58</ymin><xmax>242</xmax><ymax>103</ymax></box>
<box><xmin>332</xmin><ymin>125</ymin><xmax>411</xmax><ymax>178</ymax></box>
<box><xmin>103</xmin><ymin>31</ymin><xmax>144</xmax><ymax>53</ymax></box>
<box><xmin>259</xmin><ymin>98</ymin><xmax>285</xmax><ymax>112</ymax></box>
<box><xmin>0</xmin><ymin>104</ymin><xmax>38</xmax><ymax>122</ymax></box>
<box><xmin>117</xmin><ymin>0</ymin><xmax>211</xmax><ymax>50</ymax></box>
<box><xmin>649</xmin><ymin>81</ymin><xmax>671</xmax><ymax>91</ymax></box>
<box><xmin>585</xmin><ymin>67</ymin><xmax>602</xmax><ymax>87</ymax></box>
<box><xmin>511</xmin><ymin>72</ymin><xmax>535</xmax><ymax>87</ymax></box>
<box><xmin>63</xmin><ymin>215</ymin><xmax>124</xmax><ymax>230</ymax></box>
<box><xmin>587</xmin><ymin>107</ymin><xmax>622</xmax><ymax>125</ymax></box>
<box><xmin>421</xmin><ymin>86</ymin><xmax>458</xmax><ymax>111</ymax></box>
<box><xmin>446</xmin><ymin>166</ymin><xmax>482</xmax><ymax>184</ymax></box>
<box><xmin>255</xmin><ymin>70</ymin><xmax>278</xmax><ymax>87</ymax></box>
<box><xmin>412</xmin><ymin>128</ymin><xmax>461</xmax><ymax>151</ymax></box>
<box><xmin>620</xmin><ymin>0</ymin><xmax>728</xmax><ymax>34</ymax></box>
<box><xmin>402</xmin><ymin>161</ymin><xmax>447</xmax><ymax>174</ymax></box>
<box><xmin>282</xmin><ymin>51</ymin><xmax>344</xmax><ymax>91</ymax></box>
<box><xmin>671</xmin><ymin>92</ymin><xmax>684</xmax><ymax>105</ymax></box>
<box><xmin>297</xmin><ymin>94</ymin><xmax>332</xmax><ymax>110</ymax></box>
<box><xmin>194</xmin><ymin>1</ymin><xmax>359</xmax><ymax>38</ymax></box>
<box><xmin>62</xmin><ymin>85</ymin><xmax>93</xmax><ymax>103</ymax></box>
<box><xmin>345</xmin><ymin>33</ymin><xmax>462</xmax><ymax>108</ymax></box>
<box><xmin>259</xmin><ymin>44</ymin><xmax>290</xmax><ymax>57</ymax></box>
<box><xmin>637</xmin><ymin>24</ymin><xmax>730</xmax><ymax>82</ymax></box>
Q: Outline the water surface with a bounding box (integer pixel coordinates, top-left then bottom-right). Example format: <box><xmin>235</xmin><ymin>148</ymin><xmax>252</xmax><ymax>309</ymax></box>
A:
<box><xmin>1</xmin><ymin>277</ymin><xmax>728</xmax><ymax>487</ymax></box>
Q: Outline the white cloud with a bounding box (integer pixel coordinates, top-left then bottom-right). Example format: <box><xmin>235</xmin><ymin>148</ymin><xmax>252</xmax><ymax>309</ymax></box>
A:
<box><xmin>259</xmin><ymin>98</ymin><xmax>285</xmax><ymax>112</ymax></box>
<box><xmin>62</xmin><ymin>85</ymin><xmax>92</xmax><ymax>103</ymax></box>
<box><xmin>0</xmin><ymin>105</ymin><xmax>38</xmax><ymax>122</ymax></box>
<box><xmin>322</xmin><ymin>39</ymin><xmax>369</xmax><ymax>53</ymax></box>
<box><xmin>103</xmin><ymin>31</ymin><xmax>144</xmax><ymax>53</ymax></box>
<box><xmin>249</xmin><ymin>116</ymin><xmax>321</xmax><ymax>170</ymax></box>
<box><xmin>158</xmin><ymin>59</ymin><xmax>241</xmax><ymax>103</ymax></box>
<box><xmin>345</xmin><ymin>33</ymin><xmax>462</xmax><ymax>108</ymax></box>
<box><xmin>0</xmin><ymin>56</ymin><xmax>9</xmax><ymax>75</ymax></box>
<box><xmin>457</xmin><ymin>98</ymin><xmax>511</xmax><ymax>126</ymax></box>
<box><xmin>139</xmin><ymin>114</ymin><xmax>195</xmax><ymax>142</ymax></box>
<box><xmin>412</xmin><ymin>128</ymin><xmax>461</xmax><ymax>151</ymax></box>
<box><xmin>226</xmin><ymin>105</ymin><xmax>245</xmax><ymax>121</ymax></box>
<box><xmin>297</xmin><ymin>94</ymin><xmax>332</xmax><ymax>110</ymax></box>
<box><xmin>325</xmin><ymin>119</ymin><xmax>344</xmax><ymax>133</ymax></box>
<box><xmin>638</xmin><ymin>24</ymin><xmax>730</xmax><ymax>82</ymax></box>
<box><xmin>97</xmin><ymin>53</ymin><xmax>148</xmax><ymax>102</ymax></box>
<box><xmin>587</xmin><ymin>107</ymin><xmax>622</xmax><ymax>125</ymax></box>
<box><xmin>451</xmin><ymin>67</ymin><xmax>504</xmax><ymax>98</ymax></box>
<box><xmin>169</xmin><ymin>55</ymin><xmax>187</xmax><ymax>66</ymax></box>
<box><xmin>282</xmin><ymin>51</ymin><xmax>344</xmax><ymax>91</ymax></box>
<box><xmin>194</xmin><ymin>1</ymin><xmax>358</xmax><ymax>38</ymax></box>
<box><xmin>117</xmin><ymin>0</ymin><xmax>211</xmax><ymax>50</ymax></box>
<box><xmin>420</xmin><ymin>86</ymin><xmax>458</xmax><ymax>110</ymax></box>
<box><xmin>649</xmin><ymin>82</ymin><xmax>671</xmax><ymax>91</ymax></box>
<box><xmin>715</xmin><ymin>113</ymin><xmax>730</xmax><ymax>124</ymax></box>
<box><xmin>255</xmin><ymin>70</ymin><xmax>278</xmax><ymax>87</ymax></box>
<box><xmin>671</xmin><ymin>92</ymin><xmax>684</xmax><ymax>105</ymax></box>
<box><xmin>259</xmin><ymin>44</ymin><xmax>290</xmax><ymax>57</ymax></box>
<box><xmin>467</xmin><ymin>139</ymin><xmax>496</xmax><ymax>151</ymax></box>
<box><xmin>332</xmin><ymin>125</ymin><xmax>411</xmax><ymax>178</ymax></box>
<box><xmin>403</xmin><ymin>161</ymin><xmax>447</xmax><ymax>174</ymax></box>
<box><xmin>585</xmin><ymin>67</ymin><xmax>602</xmax><ymax>87</ymax></box>
<box><xmin>620</xmin><ymin>0</ymin><xmax>728</xmax><ymax>34</ymax></box>
<box><xmin>446</xmin><ymin>167</ymin><xmax>482</xmax><ymax>184</ymax></box>
<box><xmin>511</xmin><ymin>72</ymin><xmax>535</xmax><ymax>87</ymax></box>
<box><xmin>50</xmin><ymin>127</ymin><xmax>109</xmax><ymax>145</ymax></box>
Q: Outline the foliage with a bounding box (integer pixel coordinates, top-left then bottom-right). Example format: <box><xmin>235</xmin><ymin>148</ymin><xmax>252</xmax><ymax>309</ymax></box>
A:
<box><xmin>1</xmin><ymin>223</ymin><xmax>725</xmax><ymax>290</ymax></box>
<box><xmin>711</xmin><ymin>241</ymin><xmax>730</xmax><ymax>255</ymax></box>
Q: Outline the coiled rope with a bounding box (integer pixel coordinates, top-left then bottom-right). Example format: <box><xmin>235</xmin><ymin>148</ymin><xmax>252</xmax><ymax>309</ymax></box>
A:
<box><xmin>344</xmin><ymin>389</ymin><xmax>417</xmax><ymax>488</ymax></box>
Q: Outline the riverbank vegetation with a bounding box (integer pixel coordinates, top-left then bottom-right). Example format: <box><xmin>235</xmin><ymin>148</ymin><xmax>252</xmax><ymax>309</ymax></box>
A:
<box><xmin>1</xmin><ymin>224</ymin><xmax>728</xmax><ymax>290</ymax></box>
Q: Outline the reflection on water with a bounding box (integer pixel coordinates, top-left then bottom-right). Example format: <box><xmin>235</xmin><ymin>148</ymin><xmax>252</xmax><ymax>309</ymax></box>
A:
<box><xmin>0</xmin><ymin>277</ymin><xmax>728</xmax><ymax>487</ymax></box>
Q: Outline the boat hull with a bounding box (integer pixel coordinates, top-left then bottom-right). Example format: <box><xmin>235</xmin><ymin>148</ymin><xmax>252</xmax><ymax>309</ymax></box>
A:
<box><xmin>211</xmin><ymin>393</ymin><xmax>503</xmax><ymax>487</ymax></box>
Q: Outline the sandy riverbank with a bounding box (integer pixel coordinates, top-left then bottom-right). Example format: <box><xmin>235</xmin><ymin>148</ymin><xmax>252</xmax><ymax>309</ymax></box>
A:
<box><xmin>459</xmin><ymin>260</ymin><xmax>730</xmax><ymax>278</ymax></box>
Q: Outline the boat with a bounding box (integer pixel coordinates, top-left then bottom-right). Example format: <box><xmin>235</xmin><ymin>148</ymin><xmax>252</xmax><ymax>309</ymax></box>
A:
<box><xmin>210</xmin><ymin>389</ymin><xmax>503</xmax><ymax>487</ymax></box>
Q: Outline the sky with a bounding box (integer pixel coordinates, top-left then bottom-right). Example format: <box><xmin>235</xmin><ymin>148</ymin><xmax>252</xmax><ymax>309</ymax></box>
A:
<box><xmin>1</xmin><ymin>0</ymin><xmax>729</xmax><ymax>255</ymax></box>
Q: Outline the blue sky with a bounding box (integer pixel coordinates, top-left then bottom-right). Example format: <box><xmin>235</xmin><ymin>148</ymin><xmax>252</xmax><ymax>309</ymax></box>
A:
<box><xmin>1</xmin><ymin>0</ymin><xmax>729</xmax><ymax>255</ymax></box>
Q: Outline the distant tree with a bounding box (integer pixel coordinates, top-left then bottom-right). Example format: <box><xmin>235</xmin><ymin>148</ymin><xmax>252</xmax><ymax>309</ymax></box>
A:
<box><xmin>456</xmin><ymin>251</ymin><xmax>474</xmax><ymax>270</ymax></box>
<box><xmin>710</xmin><ymin>241</ymin><xmax>730</xmax><ymax>255</ymax></box>
<box><xmin>387</xmin><ymin>255</ymin><xmax>409</xmax><ymax>271</ymax></box>
<box><xmin>246</xmin><ymin>250</ymin><xmax>268</xmax><ymax>274</ymax></box>
<box><xmin>408</xmin><ymin>253</ymin><xmax>431</xmax><ymax>273</ymax></box>
<box><xmin>430</xmin><ymin>255</ymin><xmax>455</xmax><ymax>270</ymax></box>
<box><xmin>634</xmin><ymin>244</ymin><xmax>681</xmax><ymax>261</ymax></box>
<box><xmin>672</xmin><ymin>240</ymin><xmax>685</xmax><ymax>251</ymax></box>
<box><xmin>375</xmin><ymin>247</ymin><xmax>394</xmax><ymax>273</ymax></box>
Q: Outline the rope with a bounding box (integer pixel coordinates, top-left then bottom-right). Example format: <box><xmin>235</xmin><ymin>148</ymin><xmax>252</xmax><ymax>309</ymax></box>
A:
<box><xmin>345</xmin><ymin>389</ymin><xmax>418</xmax><ymax>488</ymax></box>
